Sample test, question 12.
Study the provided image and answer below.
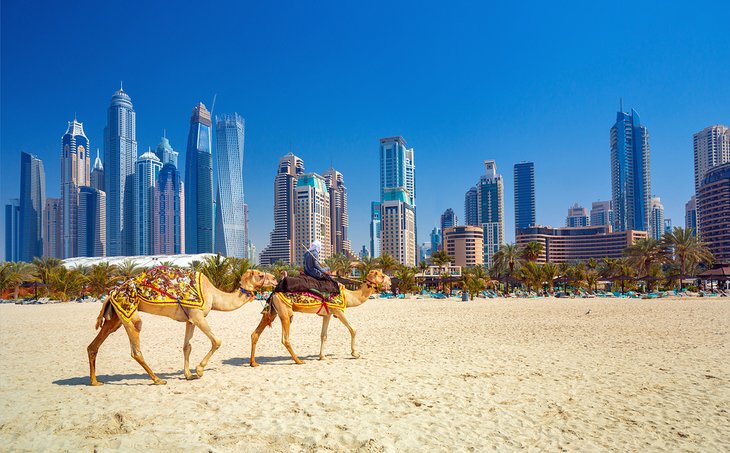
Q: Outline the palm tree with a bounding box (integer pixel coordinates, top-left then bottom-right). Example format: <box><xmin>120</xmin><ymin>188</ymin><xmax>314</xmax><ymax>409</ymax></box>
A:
<box><xmin>394</xmin><ymin>266</ymin><xmax>418</xmax><ymax>294</ymax></box>
<box><xmin>430</xmin><ymin>250</ymin><xmax>453</xmax><ymax>267</ymax></box>
<box><xmin>461</xmin><ymin>265</ymin><xmax>491</xmax><ymax>300</ymax></box>
<box><xmin>117</xmin><ymin>260</ymin><xmax>142</xmax><ymax>281</ymax></box>
<box><xmin>520</xmin><ymin>241</ymin><xmax>544</xmax><ymax>263</ymax></box>
<box><xmin>86</xmin><ymin>262</ymin><xmax>119</xmax><ymax>297</ymax></box>
<box><xmin>50</xmin><ymin>265</ymin><xmax>88</xmax><ymax>301</ymax></box>
<box><xmin>662</xmin><ymin>227</ymin><xmax>714</xmax><ymax>277</ymax></box>
<box><xmin>4</xmin><ymin>261</ymin><xmax>32</xmax><ymax>299</ymax></box>
<box><xmin>418</xmin><ymin>260</ymin><xmax>429</xmax><ymax>273</ymax></box>
<box><xmin>188</xmin><ymin>260</ymin><xmax>203</xmax><ymax>273</ymax></box>
<box><xmin>31</xmin><ymin>257</ymin><xmax>63</xmax><ymax>297</ymax></box>
<box><xmin>227</xmin><ymin>257</ymin><xmax>254</xmax><ymax>292</ymax></box>
<box><xmin>519</xmin><ymin>262</ymin><xmax>543</xmax><ymax>291</ymax></box>
<box><xmin>377</xmin><ymin>253</ymin><xmax>399</xmax><ymax>275</ymax></box>
<box><xmin>585</xmin><ymin>269</ymin><xmax>600</xmax><ymax>292</ymax></box>
<box><xmin>541</xmin><ymin>262</ymin><xmax>558</xmax><ymax>294</ymax></box>
<box><xmin>352</xmin><ymin>256</ymin><xmax>379</xmax><ymax>282</ymax></box>
<box><xmin>324</xmin><ymin>253</ymin><xmax>351</xmax><ymax>277</ymax></box>
<box><xmin>625</xmin><ymin>238</ymin><xmax>665</xmax><ymax>277</ymax></box>
<box><xmin>200</xmin><ymin>254</ymin><xmax>231</xmax><ymax>289</ymax></box>
<box><xmin>493</xmin><ymin>243</ymin><xmax>520</xmax><ymax>277</ymax></box>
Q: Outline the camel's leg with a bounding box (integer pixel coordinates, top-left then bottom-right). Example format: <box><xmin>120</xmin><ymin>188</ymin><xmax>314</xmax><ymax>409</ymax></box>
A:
<box><xmin>279</xmin><ymin>309</ymin><xmax>303</xmax><ymax>365</ymax></box>
<box><xmin>250</xmin><ymin>312</ymin><xmax>275</xmax><ymax>367</ymax></box>
<box><xmin>189</xmin><ymin>311</ymin><xmax>221</xmax><ymax>378</ymax></box>
<box><xmin>319</xmin><ymin>314</ymin><xmax>332</xmax><ymax>360</ymax></box>
<box><xmin>122</xmin><ymin>314</ymin><xmax>166</xmax><ymax>385</ymax></box>
<box><xmin>183</xmin><ymin>321</ymin><xmax>196</xmax><ymax>380</ymax></box>
<box><xmin>334</xmin><ymin>311</ymin><xmax>360</xmax><ymax>358</ymax></box>
<box><xmin>87</xmin><ymin>311</ymin><xmax>122</xmax><ymax>386</ymax></box>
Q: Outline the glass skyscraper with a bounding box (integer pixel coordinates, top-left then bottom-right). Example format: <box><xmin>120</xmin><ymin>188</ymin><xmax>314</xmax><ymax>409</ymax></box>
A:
<box><xmin>135</xmin><ymin>151</ymin><xmax>162</xmax><ymax>255</ymax></box>
<box><xmin>464</xmin><ymin>186</ymin><xmax>478</xmax><ymax>226</ymax></box>
<box><xmin>184</xmin><ymin>102</ymin><xmax>214</xmax><ymax>254</ymax></box>
<box><xmin>61</xmin><ymin>118</ymin><xmax>90</xmax><ymax>258</ymax></box>
<box><xmin>155</xmin><ymin>133</ymin><xmax>179</xmax><ymax>168</ymax></box>
<box><xmin>476</xmin><ymin>160</ymin><xmax>504</xmax><ymax>267</ymax></box>
<box><xmin>154</xmin><ymin>163</ymin><xmax>185</xmax><ymax>255</ymax></box>
<box><xmin>214</xmin><ymin>113</ymin><xmax>247</xmax><ymax>258</ymax></box>
<box><xmin>324</xmin><ymin>168</ymin><xmax>352</xmax><ymax>257</ymax></box>
<box><xmin>19</xmin><ymin>152</ymin><xmax>46</xmax><ymax>262</ymax></box>
<box><xmin>513</xmin><ymin>161</ymin><xmax>536</xmax><ymax>232</ymax></box>
<box><xmin>610</xmin><ymin>107</ymin><xmax>651</xmax><ymax>235</ymax></box>
<box><xmin>5</xmin><ymin>199</ymin><xmax>20</xmax><ymax>261</ymax></box>
<box><xmin>104</xmin><ymin>86</ymin><xmax>137</xmax><ymax>256</ymax></box>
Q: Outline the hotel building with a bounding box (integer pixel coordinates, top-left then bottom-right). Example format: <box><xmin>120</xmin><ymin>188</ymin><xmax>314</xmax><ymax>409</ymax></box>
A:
<box><xmin>43</xmin><ymin>198</ymin><xmax>62</xmax><ymax>258</ymax></box>
<box><xmin>514</xmin><ymin>161</ymin><xmax>536</xmax><ymax>233</ymax></box>
<box><xmin>685</xmin><ymin>195</ymin><xmax>697</xmax><ymax>235</ymax></box>
<box><xmin>19</xmin><ymin>152</ymin><xmax>46</xmax><ymax>262</ymax></box>
<box><xmin>184</xmin><ymin>102</ymin><xmax>214</xmax><ymax>254</ymax></box>
<box><xmin>475</xmin><ymin>160</ymin><xmax>504</xmax><ymax>266</ymax></box>
<box><xmin>590</xmin><ymin>200</ymin><xmax>613</xmax><ymax>227</ymax></box>
<box><xmin>650</xmin><ymin>197</ymin><xmax>665</xmax><ymax>240</ymax></box>
<box><xmin>697</xmin><ymin>163</ymin><xmax>730</xmax><ymax>264</ymax></box>
<box><xmin>566</xmin><ymin>203</ymin><xmax>589</xmax><ymax>227</ymax></box>
<box><xmin>61</xmin><ymin>118</ymin><xmax>91</xmax><ymax>258</ymax></box>
<box><xmin>443</xmin><ymin>225</ymin><xmax>484</xmax><ymax>267</ymax></box>
<box><xmin>77</xmin><ymin>187</ymin><xmax>106</xmax><ymax>257</ymax></box>
<box><xmin>380</xmin><ymin>188</ymin><xmax>416</xmax><ymax>267</ymax></box>
<box><xmin>293</xmin><ymin>173</ymin><xmax>331</xmax><ymax>265</ymax></box>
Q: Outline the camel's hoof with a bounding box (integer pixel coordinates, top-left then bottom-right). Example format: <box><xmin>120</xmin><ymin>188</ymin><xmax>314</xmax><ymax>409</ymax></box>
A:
<box><xmin>185</xmin><ymin>374</ymin><xmax>199</xmax><ymax>380</ymax></box>
<box><xmin>250</xmin><ymin>361</ymin><xmax>259</xmax><ymax>368</ymax></box>
<box><xmin>319</xmin><ymin>356</ymin><xmax>328</xmax><ymax>361</ymax></box>
<box><xmin>195</xmin><ymin>366</ymin><xmax>205</xmax><ymax>377</ymax></box>
<box><xmin>153</xmin><ymin>379</ymin><xmax>167</xmax><ymax>385</ymax></box>
<box><xmin>294</xmin><ymin>360</ymin><xmax>304</xmax><ymax>365</ymax></box>
<box><xmin>90</xmin><ymin>380</ymin><xmax>104</xmax><ymax>386</ymax></box>
<box><xmin>352</xmin><ymin>352</ymin><xmax>361</xmax><ymax>359</ymax></box>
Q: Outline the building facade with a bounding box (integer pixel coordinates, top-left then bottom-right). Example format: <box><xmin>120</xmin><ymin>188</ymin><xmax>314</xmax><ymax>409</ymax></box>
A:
<box><xmin>61</xmin><ymin>119</ymin><xmax>91</xmax><ymax>258</ymax></box>
<box><xmin>566</xmin><ymin>203</ymin><xmax>589</xmax><ymax>227</ymax></box>
<box><xmin>260</xmin><ymin>153</ymin><xmax>304</xmax><ymax>265</ymax></box>
<box><xmin>43</xmin><ymin>198</ymin><xmax>62</xmax><ymax>258</ymax></box>
<box><xmin>369</xmin><ymin>201</ymin><xmax>381</xmax><ymax>259</ymax></box>
<box><xmin>610</xmin><ymin>107</ymin><xmax>651</xmax><ymax>235</ymax></box>
<box><xmin>380</xmin><ymin>188</ymin><xmax>416</xmax><ymax>267</ymax></box>
<box><xmin>697</xmin><ymin>163</ymin><xmax>730</xmax><ymax>264</ymax></box>
<box><xmin>440</xmin><ymin>208</ymin><xmax>458</xmax><ymax>232</ymax></box>
<box><xmin>514</xmin><ymin>161</ymin><xmax>536</xmax><ymax>233</ymax></box>
<box><xmin>293</xmin><ymin>173</ymin><xmax>331</xmax><ymax>265</ymax></box>
<box><xmin>476</xmin><ymin>160</ymin><xmax>504</xmax><ymax>267</ymax></box>
<box><xmin>19</xmin><ymin>152</ymin><xmax>46</xmax><ymax>262</ymax></box>
<box><xmin>77</xmin><ymin>187</ymin><xmax>106</xmax><ymax>257</ymax></box>
<box><xmin>104</xmin><ymin>87</ymin><xmax>137</xmax><ymax>256</ymax></box>
<box><xmin>516</xmin><ymin>225</ymin><xmax>648</xmax><ymax>263</ymax></box>
<box><xmin>443</xmin><ymin>225</ymin><xmax>484</xmax><ymax>267</ymax></box>
<box><xmin>430</xmin><ymin>227</ymin><xmax>442</xmax><ymax>254</ymax></box>
<box><xmin>4</xmin><ymin>199</ymin><xmax>20</xmax><ymax>261</ymax></box>
<box><xmin>650</xmin><ymin>197</ymin><xmax>665</xmax><ymax>240</ymax></box>
<box><xmin>184</xmin><ymin>102</ymin><xmax>214</xmax><ymax>254</ymax></box>
<box><xmin>693</xmin><ymin>125</ymin><xmax>730</xmax><ymax>194</ymax></box>
<box><xmin>155</xmin><ymin>133</ymin><xmax>179</xmax><ymax>168</ymax></box>
<box><xmin>153</xmin><ymin>163</ymin><xmax>185</xmax><ymax>255</ymax></box>
<box><xmin>323</xmin><ymin>168</ymin><xmax>352</xmax><ymax>257</ymax></box>
<box><xmin>464</xmin><ymin>186</ymin><xmax>478</xmax><ymax>226</ymax></box>
<box><xmin>590</xmin><ymin>200</ymin><xmax>613</xmax><ymax>227</ymax></box>
<box><xmin>135</xmin><ymin>151</ymin><xmax>162</xmax><ymax>255</ymax></box>
<box><xmin>685</xmin><ymin>195</ymin><xmax>697</xmax><ymax>235</ymax></box>
<box><xmin>90</xmin><ymin>149</ymin><xmax>104</xmax><ymax>192</ymax></box>
<box><xmin>214</xmin><ymin>113</ymin><xmax>247</xmax><ymax>258</ymax></box>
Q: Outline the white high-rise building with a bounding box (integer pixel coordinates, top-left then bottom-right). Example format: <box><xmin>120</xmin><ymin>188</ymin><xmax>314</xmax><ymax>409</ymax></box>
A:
<box><xmin>590</xmin><ymin>200</ymin><xmax>613</xmax><ymax>227</ymax></box>
<box><xmin>693</xmin><ymin>125</ymin><xmax>730</xmax><ymax>194</ymax></box>
<box><xmin>650</xmin><ymin>197</ymin><xmax>665</xmax><ymax>240</ymax></box>
<box><xmin>380</xmin><ymin>188</ymin><xmax>416</xmax><ymax>267</ymax></box>
<box><xmin>61</xmin><ymin>119</ymin><xmax>90</xmax><ymax>258</ymax></box>
<box><xmin>323</xmin><ymin>168</ymin><xmax>352</xmax><ymax>257</ymax></box>
<box><xmin>293</xmin><ymin>173</ymin><xmax>331</xmax><ymax>265</ymax></box>
<box><xmin>566</xmin><ymin>203</ymin><xmax>590</xmax><ymax>227</ymax></box>
<box><xmin>476</xmin><ymin>160</ymin><xmax>504</xmax><ymax>267</ymax></box>
<box><xmin>134</xmin><ymin>150</ymin><xmax>162</xmax><ymax>255</ymax></box>
<box><xmin>685</xmin><ymin>195</ymin><xmax>697</xmax><ymax>236</ymax></box>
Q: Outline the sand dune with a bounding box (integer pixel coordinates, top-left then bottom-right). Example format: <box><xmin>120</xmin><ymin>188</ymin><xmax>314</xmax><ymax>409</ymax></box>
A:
<box><xmin>0</xmin><ymin>297</ymin><xmax>728</xmax><ymax>452</ymax></box>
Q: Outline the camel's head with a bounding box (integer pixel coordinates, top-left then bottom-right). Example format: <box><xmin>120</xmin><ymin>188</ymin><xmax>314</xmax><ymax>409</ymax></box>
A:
<box><xmin>365</xmin><ymin>269</ymin><xmax>391</xmax><ymax>292</ymax></box>
<box><xmin>240</xmin><ymin>269</ymin><xmax>277</xmax><ymax>294</ymax></box>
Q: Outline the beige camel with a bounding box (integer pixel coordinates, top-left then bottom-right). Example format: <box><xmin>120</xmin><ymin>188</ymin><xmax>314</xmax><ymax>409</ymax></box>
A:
<box><xmin>250</xmin><ymin>269</ymin><xmax>391</xmax><ymax>366</ymax></box>
<box><xmin>88</xmin><ymin>269</ymin><xmax>276</xmax><ymax>385</ymax></box>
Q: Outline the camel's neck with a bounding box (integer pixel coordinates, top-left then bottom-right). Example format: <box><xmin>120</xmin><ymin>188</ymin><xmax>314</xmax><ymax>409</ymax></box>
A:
<box><xmin>344</xmin><ymin>284</ymin><xmax>378</xmax><ymax>308</ymax></box>
<box><xmin>208</xmin><ymin>283</ymin><xmax>254</xmax><ymax>311</ymax></box>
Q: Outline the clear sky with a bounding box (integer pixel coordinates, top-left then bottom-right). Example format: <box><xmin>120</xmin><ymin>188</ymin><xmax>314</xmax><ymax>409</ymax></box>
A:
<box><xmin>1</xmin><ymin>0</ymin><xmax>729</xmax><ymax>259</ymax></box>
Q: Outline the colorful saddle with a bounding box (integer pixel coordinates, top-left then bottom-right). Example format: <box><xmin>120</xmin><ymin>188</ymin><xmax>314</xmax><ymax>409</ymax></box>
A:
<box><xmin>275</xmin><ymin>284</ymin><xmax>348</xmax><ymax>315</ymax></box>
<box><xmin>108</xmin><ymin>266</ymin><xmax>205</xmax><ymax>323</ymax></box>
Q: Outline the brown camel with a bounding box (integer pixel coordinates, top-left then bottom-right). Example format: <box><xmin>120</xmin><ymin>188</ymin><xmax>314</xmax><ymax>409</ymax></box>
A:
<box><xmin>88</xmin><ymin>269</ymin><xmax>276</xmax><ymax>385</ymax></box>
<box><xmin>250</xmin><ymin>269</ymin><xmax>391</xmax><ymax>366</ymax></box>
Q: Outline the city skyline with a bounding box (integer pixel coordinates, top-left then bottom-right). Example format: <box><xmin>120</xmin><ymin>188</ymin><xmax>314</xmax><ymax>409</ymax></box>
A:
<box><xmin>2</xmin><ymin>2</ymin><xmax>729</xmax><ymax>259</ymax></box>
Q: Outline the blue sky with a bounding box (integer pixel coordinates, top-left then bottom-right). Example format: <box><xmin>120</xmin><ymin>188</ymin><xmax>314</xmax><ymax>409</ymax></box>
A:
<box><xmin>2</xmin><ymin>1</ymin><xmax>729</xmax><ymax>259</ymax></box>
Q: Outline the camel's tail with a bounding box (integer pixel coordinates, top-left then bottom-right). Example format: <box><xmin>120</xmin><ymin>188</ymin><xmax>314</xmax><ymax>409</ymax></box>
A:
<box><xmin>95</xmin><ymin>297</ymin><xmax>114</xmax><ymax>330</ymax></box>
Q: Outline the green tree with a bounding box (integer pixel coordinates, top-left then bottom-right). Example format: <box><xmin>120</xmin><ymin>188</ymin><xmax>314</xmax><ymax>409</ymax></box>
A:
<box><xmin>394</xmin><ymin>266</ymin><xmax>418</xmax><ymax>294</ymax></box>
<box><xmin>377</xmin><ymin>253</ymin><xmax>399</xmax><ymax>275</ymax></box>
<box><xmin>200</xmin><ymin>254</ymin><xmax>231</xmax><ymax>289</ymax></box>
<box><xmin>493</xmin><ymin>243</ymin><xmax>520</xmax><ymax>277</ymax></box>
<box><xmin>625</xmin><ymin>238</ymin><xmax>665</xmax><ymax>277</ymax></box>
<box><xmin>519</xmin><ymin>261</ymin><xmax>543</xmax><ymax>291</ymax></box>
<box><xmin>430</xmin><ymin>250</ymin><xmax>453</xmax><ymax>267</ymax></box>
<box><xmin>352</xmin><ymin>256</ymin><xmax>379</xmax><ymax>282</ymax></box>
<box><xmin>461</xmin><ymin>265</ymin><xmax>491</xmax><ymax>300</ymax></box>
<box><xmin>324</xmin><ymin>253</ymin><xmax>351</xmax><ymax>277</ymax></box>
<box><xmin>51</xmin><ymin>266</ymin><xmax>88</xmax><ymax>301</ymax></box>
<box><xmin>541</xmin><ymin>262</ymin><xmax>558</xmax><ymax>294</ymax></box>
<box><xmin>31</xmin><ymin>257</ymin><xmax>63</xmax><ymax>296</ymax></box>
<box><xmin>117</xmin><ymin>260</ymin><xmax>143</xmax><ymax>281</ymax></box>
<box><xmin>662</xmin><ymin>227</ymin><xmax>714</xmax><ymax>277</ymax></box>
<box><xmin>4</xmin><ymin>261</ymin><xmax>32</xmax><ymax>299</ymax></box>
<box><xmin>520</xmin><ymin>241</ymin><xmax>544</xmax><ymax>263</ymax></box>
<box><xmin>86</xmin><ymin>262</ymin><xmax>119</xmax><ymax>297</ymax></box>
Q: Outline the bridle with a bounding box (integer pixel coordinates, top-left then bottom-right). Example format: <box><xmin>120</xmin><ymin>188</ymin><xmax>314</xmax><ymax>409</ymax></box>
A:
<box><xmin>364</xmin><ymin>277</ymin><xmax>384</xmax><ymax>291</ymax></box>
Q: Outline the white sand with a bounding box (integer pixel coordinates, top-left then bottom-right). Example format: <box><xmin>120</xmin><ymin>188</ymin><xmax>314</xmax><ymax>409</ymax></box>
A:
<box><xmin>0</xmin><ymin>296</ymin><xmax>728</xmax><ymax>452</ymax></box>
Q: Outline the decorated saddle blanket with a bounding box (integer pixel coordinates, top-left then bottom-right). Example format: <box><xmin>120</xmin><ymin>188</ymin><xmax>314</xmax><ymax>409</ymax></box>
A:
<box><xmin>109</xmin><ymin>266</ymin><xmax>205</xmax><ymax>323</ymax></box>
<box><xmin>273</xmin><ymin>284</ymin><xmax>348</xmax><ymax>315</ymax></box>
<box><xmin>274</xmin><ymin>274</ymin><xmax>340</xmax><ymax>298</ymax></box>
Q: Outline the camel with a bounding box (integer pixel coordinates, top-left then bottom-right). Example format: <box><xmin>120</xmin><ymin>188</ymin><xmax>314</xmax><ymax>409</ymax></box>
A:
<box><xmin>88</xmin><ymin>268</ymin><xmax>276</xmax><ymax>385</ymax></box>
<box><xmin>249</xmin><ymin>269</ymin><xmax>391</xmax><ymax>366</ymax></box>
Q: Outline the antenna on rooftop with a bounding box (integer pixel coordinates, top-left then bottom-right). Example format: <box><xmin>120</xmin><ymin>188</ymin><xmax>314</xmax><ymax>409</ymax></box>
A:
<box><xmin>620</xmin><ymin>97</ymin><xmax>623</xmax><ymax>112</ymax></box>
<box><xmin>210</xmin><ymin>93</ymin><xmax>217</xmax><ymax>116</ymax></box>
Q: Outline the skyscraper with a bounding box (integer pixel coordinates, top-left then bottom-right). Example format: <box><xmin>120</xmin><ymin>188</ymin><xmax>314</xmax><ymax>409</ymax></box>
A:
<box><xmin>260</xmin><ymin>153</ymin><xmax>304</xmax><ymax>265</ymax></box>
<box><xmin>566</xmin><ymin>203</ymin><xmax>589</xmax><ymax>227</ymax></box>
<box><xmin>61</xmin><ymin>118</ymin><xmax>90</xmax><ymax>258</ymax></box>
<box><xmin>91</xmin><ymin>149</ymin><xmax>104</xmax><ymax>192</ymax></box>
<box><xmin>104</xmin><ymin>86</ymin><xmax>137</xmax><ymax>256</ymax></box>
<box><xmin>78</xmin><ymin>187</ymin><xmax>106</xmax><ymax>257</ymax></box>
<box><xmin>369</xmin><ymin>201</ymin><xmax>381</xmax><ymax>259</ymax></box>
<box><xmin>697</xmin><ymin>163</ymin><xmax>730</xmax><ymax>263</ymax></box>
<box><xmin>590</xmin><ymin>200</ymin><xmax>614</xmax><ymax>227</ymax></box>
<box><xmin>43</xmin><ymin>198</ymin><xmax>62</xmax><ymax>258</ymax></box>
<box><xmin>154</xmin><ymin>163</ymin><xmax>185</xmax><ymax>255</ymax></box>
<box><xmin>155</xmin><ymin>133</ymin><xmax>179</xmax><ymax>167</ymax></box>
<box><xmin>135</xmin><ymin>151</ymin><xmax>162</xmax><ymax>255</ymax></box>
<box><xmin>440</xmin><ymin>208</ymin><xmax>458</xmax><ymax>231</ymax></box>
<box><xmin>610</xmin><ymin>107</ymin><xmax>651</xmax><ymax>235</ymax></box>
<box><xmin>184</xmin><ymin>102</ymin><xmax>214</xmax><ymax>254</ymax></box>
<box><xmin>323</xmin><ymin>168</ymin><xmax>352</xmax><ymax>257</ymax></box>
<box><xmin>4</xmin><ymin>199</ymin><xmax>20</xmax><ymax>261</ymax></box>
<box><xmin>375</xmin><ymin>136</ymin><xmax>417</xmax><ymax>265</ymax></box>
<box><xmin>514</xmin><ymin>161</ymin><xmax>536</xmax><ymax>232</ymax></box>
<box><xmin>293</xmin><ymin>173</ymin><xmax>331</xmax><ymax>265</ymax></box>
<box><xmin>685</xmin><ymin>195</ymin><xmax>697</xmax><ymax>236</ymax></box>
<box><xmin>430</xmin><ymin>227</ymin><xmax>442</xmax><ymax>254</ymax></box>
<box><xmin>475</xmin><ymin>160</ymin><xmax>504</xmax><ymax>267</ymax></box>
<box><xmin>650</xmin><ymin>197</ymin><xmax>665</xmax><ymax>240</ymax></box>
<box><xmin>693</xmin><ymin>125</ymin><xmax>730</xmax><ymax>194</ymax></box>
<box><xmin>19</xmin><ymin>152</ymin><xmax>46</xmax><ymax>262</ymax></box>
<box><xmin>214</xmin><ymin>113</ymin><xmax>246</xmax><ymax>258</ymax></box>
<box><xmin>380</xmin><ymin>188</ymin><xmax>416</xmax><ymax>267</ymax></box>
<box><xmin>464</xmin><ymin>186</ymin><xmax>478</xmax><ymax>226</ymax></box>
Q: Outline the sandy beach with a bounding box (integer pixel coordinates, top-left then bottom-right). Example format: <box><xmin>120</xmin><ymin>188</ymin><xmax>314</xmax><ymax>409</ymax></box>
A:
<box><xmin>0</xmin><ymin>296</ymin><xmax>728</xmax><ymax>452</ymax></box>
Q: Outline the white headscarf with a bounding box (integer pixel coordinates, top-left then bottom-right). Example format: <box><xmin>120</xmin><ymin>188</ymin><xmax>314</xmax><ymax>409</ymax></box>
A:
<box><xmin>309</xmin><ymin>240</ymin><xmax>322</xmax><ymax>256</ymax></box>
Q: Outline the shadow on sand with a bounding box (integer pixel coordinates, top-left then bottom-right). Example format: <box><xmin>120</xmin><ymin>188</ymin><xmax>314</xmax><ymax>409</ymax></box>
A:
<box><xmin>53</xmin><ymin>372</ymin><xmax>181</xmax><ymax>386</ymax></box>
<box><xmin>223</xmin><ymin>354</ymin><xmax>320</xmax><ymax>367</ymax></box>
